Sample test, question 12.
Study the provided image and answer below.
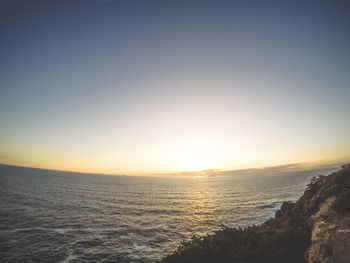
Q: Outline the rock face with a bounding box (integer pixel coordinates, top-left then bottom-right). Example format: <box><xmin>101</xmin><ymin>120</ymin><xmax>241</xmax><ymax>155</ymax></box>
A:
<box><xmin>161</xmin><ymin>165</ymin><xmax>350</xmax><ymax>263</ymax></box>
<box><xmin>304</xmin><ymin>165</ymin><xmax>350</xmax><ymax>263</ymax></box>
<box><xmin>306</xmin><ymin>196</ymin><xmax>338</xmax><ymax>263</ymax></box>
<box><xmin>331</xmin><ymin>218</ymin><xmax>350</xmax><ymax>263</ymax></box>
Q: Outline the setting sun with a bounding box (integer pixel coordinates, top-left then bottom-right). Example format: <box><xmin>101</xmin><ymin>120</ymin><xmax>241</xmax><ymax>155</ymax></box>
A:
<box><xmin>188</xmin><ymin>158</ymin><xmax>211</xmax><ymax>172</ymax></box>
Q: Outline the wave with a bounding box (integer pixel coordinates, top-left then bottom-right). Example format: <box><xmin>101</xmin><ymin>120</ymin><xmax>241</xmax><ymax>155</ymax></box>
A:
<box><xmin>260</xmin><ymin>203</ymin><xmax>281</xmax><ymax>215</ymax></box>
<box><xmin>60</xmin><ymin>253</ymin><xmax>77</xmax><ymax>263</ymax></box>
<box><xmin>3</xmin><ymin>227</ymin><xmax>128</xmax><ymax>234</ymax></box>
<box><xmin>132</xmin><ymin>242</ymin><xmax>153</xmax><ymax>252</ymax></box>
<box><xmin>143</xmin><ymin>223</ymin><xmax>168</xmax><ymax>231</ymax></box>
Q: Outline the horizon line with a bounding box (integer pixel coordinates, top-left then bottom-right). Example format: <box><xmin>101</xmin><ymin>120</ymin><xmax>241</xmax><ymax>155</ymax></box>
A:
<box><xmin>0</xmin><ymin>159</ymin><xmax>347</xmax><ymax>178</ymax></box>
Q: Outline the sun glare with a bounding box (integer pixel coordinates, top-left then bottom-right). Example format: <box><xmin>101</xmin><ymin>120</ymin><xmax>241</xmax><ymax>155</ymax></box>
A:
<box><xmin>188</xmin><ymin>158</ymin><xmax>210</xmax><ymax>172</ymax></box>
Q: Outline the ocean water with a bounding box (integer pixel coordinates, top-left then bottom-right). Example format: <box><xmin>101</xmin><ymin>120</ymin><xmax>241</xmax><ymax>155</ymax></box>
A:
<box><xmin>0</xmin><ymin>164</ymin><xmax>336</xmax><ymax>263</ymax></box>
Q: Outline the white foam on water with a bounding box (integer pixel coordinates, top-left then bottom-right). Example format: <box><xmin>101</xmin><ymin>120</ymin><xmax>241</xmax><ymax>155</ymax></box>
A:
<box><xmin>143</xmin><ymin>223</ymin><xmax>168</xmax><ymax>231</ymax></box>
<box><xmin>60</xmin><ymin>253</ymin><xmax>77</xmax><ymax>263</ymax></box>
<box><xmin>133</xmin><ymin>242</ymin><xmax>153</xmax><ymax>252</ymax></box>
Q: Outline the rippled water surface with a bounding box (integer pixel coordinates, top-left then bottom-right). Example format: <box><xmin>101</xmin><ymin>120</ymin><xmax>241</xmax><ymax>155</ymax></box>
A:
<box><xmin>0</xmin><ymin>164</ymin><xmax>336</xmax><ymax>262</ymax></box>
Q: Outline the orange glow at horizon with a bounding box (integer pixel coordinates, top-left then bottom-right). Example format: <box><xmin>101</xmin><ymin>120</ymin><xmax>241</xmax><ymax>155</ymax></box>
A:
<box><xmin>1</xmin><ymin>0</ymin><xmax>350</xmax><ymax>177</ymax></box>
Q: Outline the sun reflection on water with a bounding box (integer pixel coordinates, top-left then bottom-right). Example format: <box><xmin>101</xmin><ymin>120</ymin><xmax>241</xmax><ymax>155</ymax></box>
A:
<box><xmin>182</xmin><ymin>177</ymin><xmax>219</xmax><ymax>236</ymax></box>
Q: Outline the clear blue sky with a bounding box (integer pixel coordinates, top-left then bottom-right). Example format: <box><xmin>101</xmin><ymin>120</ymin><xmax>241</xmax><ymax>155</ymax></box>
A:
<box><xmin>1</xmin><ymin>0</ymin><xmax>350</xmax><ymax>174</ymax></box>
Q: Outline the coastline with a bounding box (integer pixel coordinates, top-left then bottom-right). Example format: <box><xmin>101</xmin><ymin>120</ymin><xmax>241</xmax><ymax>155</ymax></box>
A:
<box><xmin>161</xmin><ymin>164</ymin><xmax>350</xmax><ymax>263</ymax></box>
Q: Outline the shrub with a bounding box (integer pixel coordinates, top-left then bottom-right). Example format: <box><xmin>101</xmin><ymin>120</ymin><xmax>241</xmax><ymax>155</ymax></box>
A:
<box><xmin>333</xmin><ymin>189</ymin><xmax>350</xmax><ymax>215</ymax></box>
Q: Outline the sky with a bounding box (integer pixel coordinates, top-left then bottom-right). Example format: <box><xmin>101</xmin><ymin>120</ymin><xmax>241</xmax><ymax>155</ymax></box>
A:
<box><xmin>1</xmin><ymin>0</ymin><xmax>350</xmax><ymax>175</ymax></box>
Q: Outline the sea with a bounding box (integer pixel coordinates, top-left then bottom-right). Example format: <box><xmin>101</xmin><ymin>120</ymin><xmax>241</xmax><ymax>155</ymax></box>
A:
<box><xmin>0</xmin><ymin>164</ymin><xmax>337</xmax><ymax>263</ymax></box>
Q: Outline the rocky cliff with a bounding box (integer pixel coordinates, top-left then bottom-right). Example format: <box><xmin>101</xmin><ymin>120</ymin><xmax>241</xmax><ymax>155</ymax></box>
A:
<box><xmin>161</xmin><ymin>164</ymin><xmax>350</xmax><ymax>263</ymax></box>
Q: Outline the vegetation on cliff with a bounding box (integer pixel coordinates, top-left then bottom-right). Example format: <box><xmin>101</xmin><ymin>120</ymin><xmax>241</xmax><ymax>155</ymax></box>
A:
<box><xmin>161</xmin><ymin>164</ymin><xmax>350</xmax><ymax>263</ymax></box>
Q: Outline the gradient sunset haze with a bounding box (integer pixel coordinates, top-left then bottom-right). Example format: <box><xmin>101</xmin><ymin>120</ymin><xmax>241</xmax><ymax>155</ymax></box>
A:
<box><xmin>1</xmin><ymin>0</ymin><xmax>349</xmax><ymax>175</ymax></box>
